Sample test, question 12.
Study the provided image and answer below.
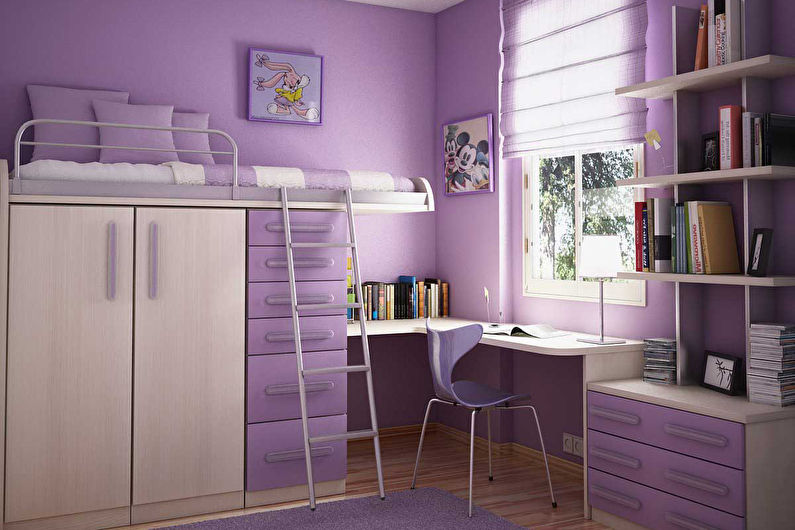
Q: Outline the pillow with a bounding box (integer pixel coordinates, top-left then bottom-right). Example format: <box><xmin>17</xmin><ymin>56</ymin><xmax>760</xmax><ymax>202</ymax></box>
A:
<box><xmin>26</xmin><ymin>85</ymin><xmax>130</xmax><ymax>163</ymax></box>
<box><xmin>172</xmin><ymin>112</ymin><xmax>215</xmax><ymax>165</ymax></box>
<box><xmin>92</xmin><ymin>100</ymin><xmax>178</xmax><ymax>164</ymax></box>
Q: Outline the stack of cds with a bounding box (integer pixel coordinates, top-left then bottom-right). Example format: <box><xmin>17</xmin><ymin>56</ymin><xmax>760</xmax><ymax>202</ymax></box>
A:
<box><xmin>643</xmin><ymin>338</ymin><xmax>677</xmax><ymax>385</ymax></box>
<box><xmin>748</xmin><ymin>323</ymin><xmax>795</xmax><ymax>407</ymax></box>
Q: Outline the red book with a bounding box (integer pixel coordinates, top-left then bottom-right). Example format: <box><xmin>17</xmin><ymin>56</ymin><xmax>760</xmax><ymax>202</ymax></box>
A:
<box><xmin>635</xmin><ymin>201</ymin><xmax>644</xmax><ymax>271</ymax></box>
<box><xmin>694</xmin><ymin>5</ymin><xmax>708</xmax><ymax>70</ymax></box>
<box><xmin>719</xmin><ymin>105</ymin><xmax>742</xmax><ymax>169</ymax></box>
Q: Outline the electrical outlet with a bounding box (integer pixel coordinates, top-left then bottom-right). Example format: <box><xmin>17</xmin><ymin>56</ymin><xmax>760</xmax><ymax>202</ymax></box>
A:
<box><xmin>562</xmin><ymin>433</ymin><xmax>583</xmax><ymax>457</ymax></box>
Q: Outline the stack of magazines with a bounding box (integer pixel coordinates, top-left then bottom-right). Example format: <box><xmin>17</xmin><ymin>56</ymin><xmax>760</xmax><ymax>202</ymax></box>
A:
<box><xmin>748</xmin><ymin>323</ymin><xmax>795</xmax><ymax>407</ymax></box>
<box><xmin>643</xmin><ymin>338</ymin><xmax>677</xmax><ymax>385</ymax></box>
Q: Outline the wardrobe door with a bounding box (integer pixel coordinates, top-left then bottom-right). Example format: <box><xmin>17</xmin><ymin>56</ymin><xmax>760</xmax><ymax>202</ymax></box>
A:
<box><xmin>133</xmin><ymin>208</ymin><xmax>245</xmax><ymax>516</ymax></box>
<box><xmin>6</xmin><ymin>205</ymin><xmax>134</xmax><ymax>527</ymax></box>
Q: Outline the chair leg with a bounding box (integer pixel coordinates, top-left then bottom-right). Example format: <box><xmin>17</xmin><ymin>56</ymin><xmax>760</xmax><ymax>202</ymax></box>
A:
<box><xmin>529</xmin><ymin>405</ymin><xmax>557</xmax><ymax>508</ymax></box>
<box><xmin>486</xmin><ymin>408</ymin><xmax>493</xmax><ymax>481</ymax></box>
<box><xmin>410</xmin><ymin>398</ymin><xmax>436</xmax><ymax>489</ymax></box>
<box><xmin>468</xmin><ymin>408</ymin><xmax>478</xmax><ymax>518</ymax></box>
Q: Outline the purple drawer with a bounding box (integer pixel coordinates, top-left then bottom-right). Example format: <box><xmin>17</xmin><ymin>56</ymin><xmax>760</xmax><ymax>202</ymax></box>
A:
<box><xmin>247</xmin><ymin>414</ymin><xmax>347</xmax><ymax>492</ymax></box>
<box><xmin>248</xmin><ymin>281</ymin><xmax>347</xmax><ymax>318</ymax></box>
<box><xmin>248</xmin><ymin>246</ymin><xmax>346</xmax><ymax>282</ymax></box>
<box><xmin>248</xmin><ymin>315</ymin><xmax>347</xmax><ymax>355</ymax></box>
<box><xmin>588</xmin><ymin>429</ymin><xmax>745</xmax><ymax>516</ymax></box>
<box><xmin>248</xmin><ymin>351</ymin><xmax>347</xmax><ymax>423</ymax></box>
<box><xmin>589</xmin><ymin>468</ymin><xmax>744</xmax><ymax>530</ymax></box>
<box><xmin>588</xmin><ymin>391</ymin><xmax>745</xmax><ymax>469</ymax></box>
<box><xmin>248</xmin><ymin>210</ymin><xmax>347</xmax><ymax>247</ymax></box>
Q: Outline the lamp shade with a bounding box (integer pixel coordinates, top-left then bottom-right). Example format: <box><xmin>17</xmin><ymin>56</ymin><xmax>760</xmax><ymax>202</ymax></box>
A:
<box><xmin>579</xmin><ymin>235</ymin><xmax>622</xmax><ymax>278</ymax></box>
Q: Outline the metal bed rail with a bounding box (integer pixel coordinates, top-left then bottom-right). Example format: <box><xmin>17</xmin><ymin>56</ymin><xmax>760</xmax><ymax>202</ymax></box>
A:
<box><xmin>13</xmin><ymin>118</ymin><xmax>239</xmax><ymax>188</ymax></box>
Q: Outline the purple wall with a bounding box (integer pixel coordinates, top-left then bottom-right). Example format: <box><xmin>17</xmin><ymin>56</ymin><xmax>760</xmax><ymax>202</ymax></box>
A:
<box><xmin>0</xmin><ymin>0</ymin><xmax>438</xmax><ymax>281</ymax></box>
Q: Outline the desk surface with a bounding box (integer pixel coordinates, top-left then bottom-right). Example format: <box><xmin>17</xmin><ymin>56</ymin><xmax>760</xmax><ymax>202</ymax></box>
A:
<box><xmin>347</xmin><ymin>318</ymin><xmax>643</xmax><ymax>357</ymax></box>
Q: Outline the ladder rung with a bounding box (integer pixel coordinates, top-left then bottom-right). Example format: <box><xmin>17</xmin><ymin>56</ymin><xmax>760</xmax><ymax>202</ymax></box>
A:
<box><xmin>290</xmin><ymin>242</ymin><xmax>354</xmax><ymax>248</ymax></box>
<box><xmin>296</xmin><ymin>302</ymin><xmax>361</xmax><ymax>312</ymax></box>
<box><xmin>310</xmin><ymin>429</ymin><xmax>377</xmax><ymax>444</ymax></box>
<box><xmin>303</xmin><ymin>365</ymin><xmax>370</xmax><ymax>376</ymax></box>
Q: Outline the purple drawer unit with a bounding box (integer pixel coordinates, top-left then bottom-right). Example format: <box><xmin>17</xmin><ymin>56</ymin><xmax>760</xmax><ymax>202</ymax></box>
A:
<box><xmin>248</xmin><ymin>315</ymin><xmax>347</xmax><ymax>355</ymax></box>
<box><xmin>247</xmin><ymin>414</ymin><xmax>347</xmax><ymax>492</ymax></box>
<box><xmin>588</xmin><ymin>429</ymin><xmax>745</xmax><ymax>516</ymax></box>
<box><xmin>588</xmin><ymin>391</ymin><xmax>745</xmax><ymax>469</ymax></box>
<box><xmin>248</xmin><ymin>246</ymin><xmax>346</xmax><ymax>282</ymax></box>
<box><xmin>248</xmin><ymin>280</ymin><xmax>347</xmax><ymax>318</ymax></box>
<box><xmin>589</xmin><ymin>468</ymin><xmax>744</xmax><ymax>530</ymax></box>
<box><xmin>248</xmin><ymin>350</ymin><xmax>347</xmax><ymax>423</ymax></box>
<box><xmin>248</xmin><ymin>210</ymin><xmax>347</xmax><ymax>247</ymax></box>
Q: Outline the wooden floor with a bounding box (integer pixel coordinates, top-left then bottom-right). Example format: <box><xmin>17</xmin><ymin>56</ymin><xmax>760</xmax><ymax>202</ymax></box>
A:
<box><xmin>131</xmin><ymin>427</ymin><xmax>608</xmax><ymax>529</ymax></box>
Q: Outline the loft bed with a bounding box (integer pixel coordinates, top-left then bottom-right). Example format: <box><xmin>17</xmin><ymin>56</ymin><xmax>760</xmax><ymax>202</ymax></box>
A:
<box><xmin>9</xmin><ymin>119</ymin><xmax>434</xmax><ymax>214</ymax></box>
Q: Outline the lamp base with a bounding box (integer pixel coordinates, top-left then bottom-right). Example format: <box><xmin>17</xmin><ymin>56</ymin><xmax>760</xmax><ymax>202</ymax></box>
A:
<box><xmin>577</xmin><ymin>337</ymin><xmax>626</xmax><ymax>345</ymax></box>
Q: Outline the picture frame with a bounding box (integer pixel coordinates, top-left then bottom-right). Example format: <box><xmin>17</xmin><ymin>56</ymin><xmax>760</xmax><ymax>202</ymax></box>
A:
<box><xmin>701</xmin><ymin>132</ymin><xmax>719</xmax><ymax>171</ymax></box>
<box><xmin>443</xmin><ymin>113</ymin><xmax>494</xmax><ymax>195</ymax></box>
<box><xmin>248</xmin><ymin>48</ymin><xmax>322</xmax><ymax>125</ymax></box>
<box><xmin>700</xmin><ymin>351</ymin><xmax>744</xmax><ymax>395</ymax></box>
<box><xmin>747</xmin><ymin>228</ymin><xmax>773</xmax><ymax>277</ymax></box>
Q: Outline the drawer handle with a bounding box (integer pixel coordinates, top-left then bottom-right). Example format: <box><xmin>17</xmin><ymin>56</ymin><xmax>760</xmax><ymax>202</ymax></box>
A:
<box><xmin>265</xmin><ymin>258</ymin><xmax>335</xmax><ymax>269</ymax></box>
<box><xmin>107</xmin><ymin>222</ymin><xmax>117</xmax><ymax>301</ymax></box>
<box><xmin>664</xmin><ymin>511</ymin><xmax>719</xmax><ymax>530</ymax></box>
<box><xmin>265</xmin><ymin>222</ymin><xmax>335</xmax><ymax>234</ymax></box>
<box><xmin>663</xmin><ymin>469</ymin><xmax>729</xmax><ymax>496</ymax></box>
<box><xmin>590</xmin><ymin>447</ymin><xmax>641</xmax><ymax>469</ymax></box>
<box><xmin>265</xmin><ymin>330</ymin><xmax>335</xmax><ymax>343</ymax></box>
<box><xmin>265</xmin><ymin>445</ymin><xmax>334</xmax><ymax>463</ymax></box>
<box><xmin>149</xmin><ymin>222</ymin><xmax>158</xmax><ymax>299</ymax></box>
<box><xmin>264</xmin><ymin>381</ymin><xmax>335</xmax><ymax>396</ymax></box>
<box><xmin>590</xmin><ymin>485</ymin><xmax>642</xmax><ymax>511</ymax></box>
<box><xmin>663</xmin><ymin>423</ymin><xmax>728</xmax><ymax>447</ymax></box>
<box><xmin>265</xmin><ymin>294</ymin><xmax>334</xmax><ymax>306</ymax></box>
<box><xmin>589</xmin><ymin>405</ymin><xmax>641</xmax><ymax>425</ymax></box>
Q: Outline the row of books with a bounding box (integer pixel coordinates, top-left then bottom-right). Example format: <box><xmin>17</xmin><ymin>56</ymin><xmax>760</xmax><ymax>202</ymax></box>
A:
<box><xmin>643</xmin><ymin>338</ymin><xmax>677</xmax><ymax>385</ymax></box>
<box><xmin>695</xmin><ymin>1</ymin><xmax>741</xmax><ymax>71</ymax></box>
<box><xmin>349</xmin><ymin>275</ymin><xmax>449</xmax><ymax>322</ymax></box>
<box><xmin>748</xmin><ymin>323</ymin><xmax>795</xmax><ymax>407</ymax></box>
<box><xmin>635</xmin><ymin>199</ymin><xmax>740</xmax><ymax>274</ymax></box>
<box><xmin>720</xmin><ymin>106</ymin><xmax>795</xmax><ymax>169</ymax></box>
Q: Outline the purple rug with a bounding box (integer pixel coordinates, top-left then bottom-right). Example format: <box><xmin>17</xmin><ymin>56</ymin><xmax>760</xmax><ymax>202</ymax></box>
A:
<box><xmin>164</xmin><ymin>488</ymin><xmax>523</xmax><ymax>529</ymax></box>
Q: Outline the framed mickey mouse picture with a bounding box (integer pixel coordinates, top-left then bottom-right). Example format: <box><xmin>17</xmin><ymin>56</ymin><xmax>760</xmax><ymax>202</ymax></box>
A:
<box><xmin>443</xmin><ymin>113</ymin><xmax>493</xmax><ymax>195</ymax></box>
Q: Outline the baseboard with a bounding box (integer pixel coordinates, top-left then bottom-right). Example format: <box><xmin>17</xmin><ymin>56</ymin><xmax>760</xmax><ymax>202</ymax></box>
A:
<box><xmin>591</xmin><ymin>507</ymin><xmax>648</xmax><ymax>530</ymax></box>
<box><xmin>245</xmin><ymin>479</ymin><xmax>345</xmax><ymax>508</ymax></box>
<box><xmin>5</xmin><ymin>506</ymin><xmax>130</xmax><ymax>530</ymax></box>
<box><xmin>132</xmin><ymin>491</ymin><xmax>242</xmax><ymax>525</ymax></box>
<box><xmin>377</xmin><ymin>423</ymin><xmax>437</xmax><ymax>438</ymax></box>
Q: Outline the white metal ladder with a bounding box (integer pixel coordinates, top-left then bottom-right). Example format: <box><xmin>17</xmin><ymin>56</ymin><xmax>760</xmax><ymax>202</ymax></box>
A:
<box><xmin>279</xmin><ymin>186</ymin><xmax>385</xmax><ymax>510</ymax></box>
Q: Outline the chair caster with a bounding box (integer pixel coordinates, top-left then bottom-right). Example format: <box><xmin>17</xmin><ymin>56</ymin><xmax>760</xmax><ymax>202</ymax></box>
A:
<box><xmin>410</xmin><ymin>486</ymin><xmax>415</xmax><ymax>490</ymax></box>
<box><xmin>552</xmin><ymin>501</ymin><xmax>557</xmax><ymax>508</ymax></box>
<box><xmin>311</xmin><ymin>507</ymin><xmax>316</xmax><ymax>511</ymax></box>
<box><xmin>380</xmin><ymin>496</ymin><xmax>386</xmax><ymax>500</ymax></box>
<box><xmin>488</xmin><ymin>476</ymin><xmax>493</xmax><ymax>481</ymax></box>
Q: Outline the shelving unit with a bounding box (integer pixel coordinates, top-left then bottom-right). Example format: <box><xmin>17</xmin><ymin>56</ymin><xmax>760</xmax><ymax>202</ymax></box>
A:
<box><xmin>615</xmin><ymin>3</ymin><xmax>795</xmax><ymax>386</ymax></box>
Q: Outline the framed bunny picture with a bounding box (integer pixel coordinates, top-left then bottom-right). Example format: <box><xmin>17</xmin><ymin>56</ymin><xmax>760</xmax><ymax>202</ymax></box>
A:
<box><xmin>248</xmin><ymin>48</ymin><xmax>323</xmax><ymax>125</ymax></box>
<box><xmin>443</xmin><ymin>113</ymin><xmax>493</xmax><ymax>195</ymax></box>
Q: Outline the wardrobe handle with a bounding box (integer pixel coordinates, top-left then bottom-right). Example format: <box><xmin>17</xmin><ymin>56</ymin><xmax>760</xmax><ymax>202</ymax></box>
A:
<box><xmin>589</xmin><ymin>405</ymin><xmax>641</xmax><ymax>425</ymax></box>
<box><xmin>590</xmin><ymin>447</ymin><xmax>641</xmax><ymax>469</ymax></box>
<box><xmin>265</xmin><ymin>330</ymin><xmax>335</xmax><ymax>343</ymax></box>
<box><xmin>265</xmin><ymin>381</ymin><xmax>335</xmax><ymax>395</ymax></box>
<box><xmin>664</xmin><ymin>511</ymin><xmax>719</xmax><ymax>530</ymax></box>
<box><xmin>107</xmin><ymin>222</ymin><xmax>117</xmax><ymax>300</ymax></box>
<box><xmin>265</xmin><ymin>445</ymin><xmax>334</xmax><ymax>463</ymax></box>
<box><xmin>663</xmin><ymin>423</ymin><xmax>728</xmax><ymax>447</ymax></box>
<box><xmin>590</xmin><ymin>485</ymin><xmax>641</xmax><ymax>511</ymax></box>
<box><xmin>265</xmin><ymin>222</ymin><xmax>335</xmax><ymax>234</ymax></box>
<box><xmin>663</xmin><ymin>469</ymin><xmax>729</xmax><ymax>496</ymax></box>
<box><xmin>149</xmin><ymin>222</ymin><xmax>158</xmax><ymax>299</ymax></box>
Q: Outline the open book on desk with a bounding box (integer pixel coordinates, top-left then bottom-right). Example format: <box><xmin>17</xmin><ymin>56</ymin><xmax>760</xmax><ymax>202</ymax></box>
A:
<box><xmin>482</xmin><ymin>323</ymin><xmax>568</xmax><ymax>339</ymax></box>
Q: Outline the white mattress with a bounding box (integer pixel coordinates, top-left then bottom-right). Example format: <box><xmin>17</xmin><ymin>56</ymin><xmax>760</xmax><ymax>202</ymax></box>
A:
<box><xmin>15</xmin><ymin>159</ymin><xmax>175</xmax><ymax>183</ymax></box>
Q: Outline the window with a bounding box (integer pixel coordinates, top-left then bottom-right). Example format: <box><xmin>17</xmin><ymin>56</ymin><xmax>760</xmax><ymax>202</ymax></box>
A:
<box><xmin>523</xmin><ymin>144</ymin><xmax>645</xmax><ymax>305</ymax></box>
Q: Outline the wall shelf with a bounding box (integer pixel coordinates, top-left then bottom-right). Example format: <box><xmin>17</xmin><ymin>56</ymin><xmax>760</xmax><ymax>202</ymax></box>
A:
<box><xmin>618</xmin><ymin>166</ymin><xmax>795</xmax><ymax>188</ymax></box>
<box><xmin>617</xmin><ymin>271</ymin><xmax>795</xmax><ymax>287</ymax></box>
<box><xmin>615</xmin><ymin>54</ymin><xmax>795</xmax><ymax>100</ymax></box>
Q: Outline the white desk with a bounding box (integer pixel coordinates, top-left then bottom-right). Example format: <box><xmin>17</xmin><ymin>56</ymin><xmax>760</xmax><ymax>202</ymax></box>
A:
<box><xmin>347</xmin><ymin>317</ymin><xmax>644</xmax><ymax>517</ymax></box>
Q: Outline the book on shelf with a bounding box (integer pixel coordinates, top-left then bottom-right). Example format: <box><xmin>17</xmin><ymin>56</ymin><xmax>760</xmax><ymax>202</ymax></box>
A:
<box><xmin>698</xmin><ymin>203</ymin><xmax>740</xmax><ymax>274</ymax></box>
<box><xmin>706</xmin><ymin>0</ymin><xmax>740</xmax><ymax>68</ymax></box>
<box><xmin>694</xmin><ymin>4</ymin><xmax>708</xmax><ymax>71</ymax></box>
<box><xmin>653</xmin><ymin>198</ymin><xmax>673</xmax><ymax>273</ymax></box>
<box><xmin>634</xmin><ymin>202</ymin><xmax>644</xmax><ymax>271</ymax></box>
<box><xmin>742</xmin><ymin>112</ymin><xmax>763</xmax><ymax>168</ymax></box>
<box><xmin>748</xmin><ymin>323</ymin><xmax>795</xmax><ymax>407</ymax></box>
<box><xmin>643</xmin><ymin>338</ymin><xmax>677</xmax><ymax>385</ymax></box>
<box><xmin>634</xmin><ymin>198</ymin><xmax>672</xmax><ymax>273</ymax></box>
<box><xmin>719</xmin><ymin>104</ymin><xmax>742</xmax><ymax>170</ymax></box>
<box><xmin>739</xmin><ymin>112</ymin><xmax>795</xmax><ymax>168</ymax></box>
<box><xmin>355</xmin><ymin>276</ymin><xmax>449</xmax><ymax>322</ymax></box>
<box><xmin>647</xmin><ymin>198</ymin><xmax>656</xmax><ymax>272</ymax></box>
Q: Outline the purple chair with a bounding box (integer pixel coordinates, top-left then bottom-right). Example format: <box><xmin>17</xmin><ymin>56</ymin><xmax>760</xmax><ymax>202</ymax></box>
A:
<box><xmin>410</xmin><ymin>322</ymin><xmax>556</xmax><ymax>517</ymax></box>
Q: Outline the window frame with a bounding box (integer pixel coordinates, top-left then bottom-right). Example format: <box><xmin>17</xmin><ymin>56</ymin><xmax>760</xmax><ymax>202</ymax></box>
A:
<box><xmin>522</xmin><ymin>143</ymin><xmax>646</xmax><ymax>306</ymax></box>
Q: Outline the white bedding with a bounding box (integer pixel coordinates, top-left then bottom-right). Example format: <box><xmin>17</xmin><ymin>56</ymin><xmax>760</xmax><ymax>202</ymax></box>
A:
<box><xmin>16</xmin><ymin>159</ymin><xmax>175</xmax><ymax>183</ymax></box>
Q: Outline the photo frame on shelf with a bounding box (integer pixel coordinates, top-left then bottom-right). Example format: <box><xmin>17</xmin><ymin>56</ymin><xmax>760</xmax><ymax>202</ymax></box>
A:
<box><xmin>701</xmin><ymin>132</ymin><xmax>719</xmax><ymax>171</ymax></box>
<box><xmin>747</xmin><ymin>228</ymin><xmax>773</xmax><ymax>277</ymax></box>
<box><xmin>700</xmin><ymin>351</ymin><xmax>744</xmax><ymax>396</ymax></box>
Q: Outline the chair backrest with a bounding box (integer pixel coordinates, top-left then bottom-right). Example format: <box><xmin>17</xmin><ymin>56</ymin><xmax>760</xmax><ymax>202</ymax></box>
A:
<box><xmin>426</xmin><ymin>322</ymin><xmax>483</xmax><ymax>402</ymax></box>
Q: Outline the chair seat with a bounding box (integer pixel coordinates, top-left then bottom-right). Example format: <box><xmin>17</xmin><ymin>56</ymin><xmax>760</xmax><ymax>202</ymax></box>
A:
<box><xmin>451</xmin><ymin>380</ymin><xmax>530</xmax><ymax>408</ymax></box>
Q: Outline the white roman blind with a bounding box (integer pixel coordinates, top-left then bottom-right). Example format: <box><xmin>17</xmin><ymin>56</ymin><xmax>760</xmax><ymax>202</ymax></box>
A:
<box><xmin>501</xmin><ymin>0</ymin><xmax>648</xmax><ymax>157</ymax></box>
